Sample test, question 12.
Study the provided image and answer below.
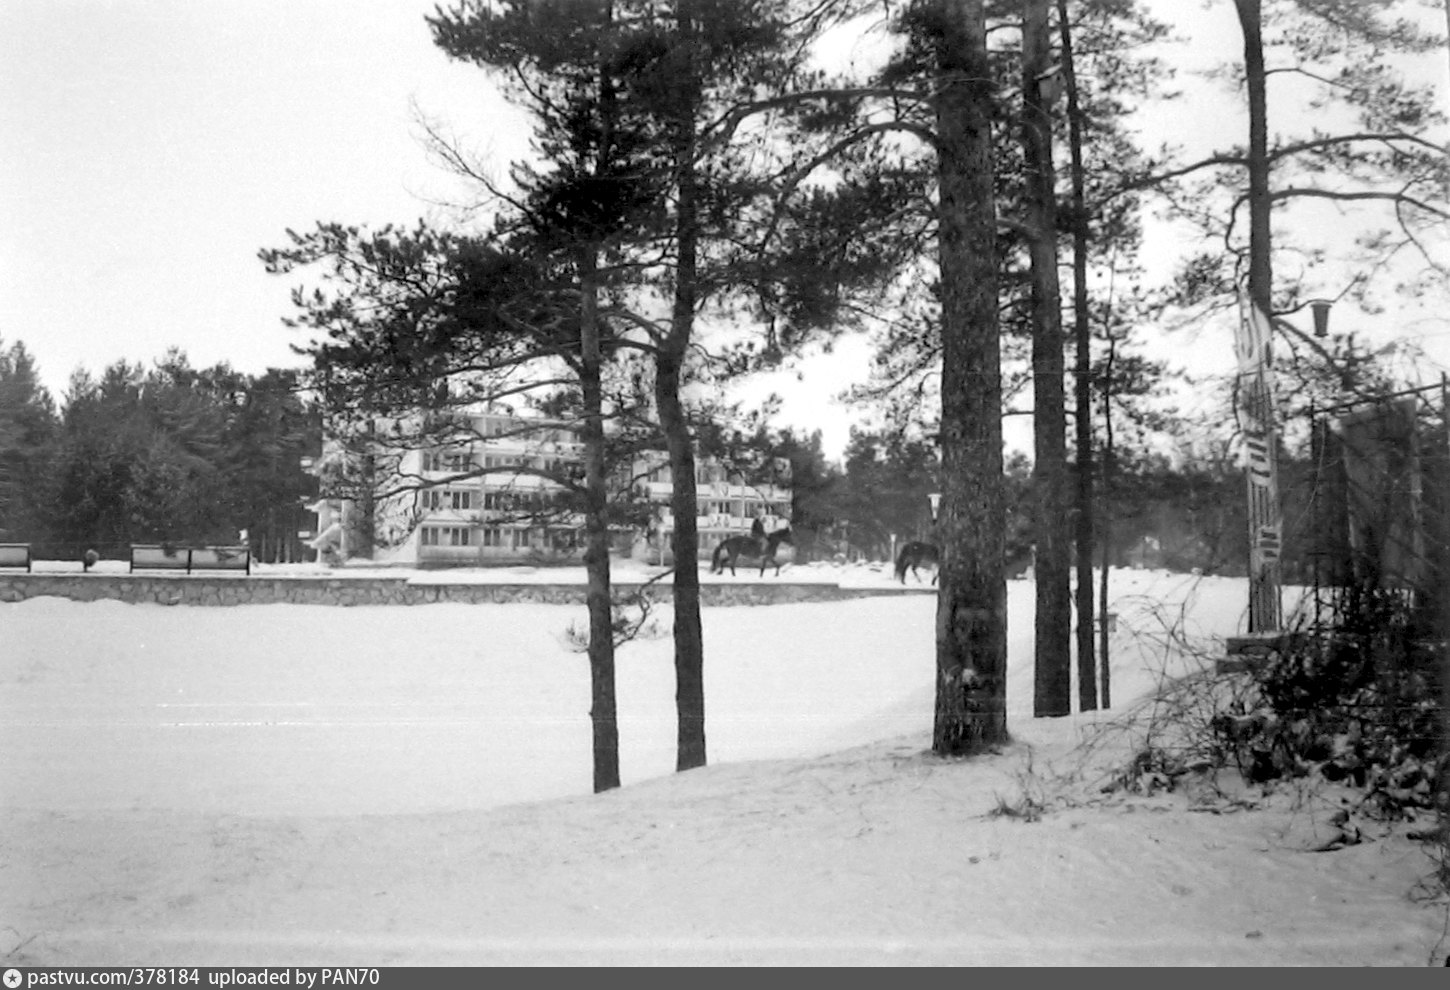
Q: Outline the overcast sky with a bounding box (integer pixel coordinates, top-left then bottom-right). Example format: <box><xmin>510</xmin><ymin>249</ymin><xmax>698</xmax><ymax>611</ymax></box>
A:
<box><xmin>1</xmin><ymin>1</ymin><xmax>522</xmax><ymax>390</ymax></box>
<box><xmin>2</xmin><ymin>1</ymin><xmax>1446</xmax><ymax>460</ymax></box>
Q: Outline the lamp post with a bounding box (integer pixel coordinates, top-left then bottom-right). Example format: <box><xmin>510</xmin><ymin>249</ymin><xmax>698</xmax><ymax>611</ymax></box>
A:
<box><xmin>929</xmin><ymin>492</ymin><xmax>942</xmax><ymax>522</ymax></box>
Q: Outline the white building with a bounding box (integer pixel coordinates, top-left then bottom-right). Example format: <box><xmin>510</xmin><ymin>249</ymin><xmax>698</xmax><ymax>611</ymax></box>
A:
<box><xmin>308</xmin><ymin>411</ymin><xmax>791</xmax><ymax>568</ymax></box>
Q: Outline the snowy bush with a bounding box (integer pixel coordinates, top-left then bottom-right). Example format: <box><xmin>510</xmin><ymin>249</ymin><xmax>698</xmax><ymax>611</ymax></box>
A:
<box><xmin>1097</xmin><ymin>579</ymin><xmax>1448</xmax><ymax>896</ymax></box>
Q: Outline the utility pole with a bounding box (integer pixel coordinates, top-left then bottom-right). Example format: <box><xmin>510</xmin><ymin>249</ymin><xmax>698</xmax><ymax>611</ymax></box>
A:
<box><xmin>1237</xmin><ymin>292</ymin><xmax>1282</xmax><ymax>633</ymax></box>
<box><xmin>1234</xmin><ymin>0</ymin><xmax>1281</xmax><ymax>634</ymax></box>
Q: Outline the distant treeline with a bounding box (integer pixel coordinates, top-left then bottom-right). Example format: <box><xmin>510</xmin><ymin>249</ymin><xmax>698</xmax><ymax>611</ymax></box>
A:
<box><xmin>0</xmin><ymin>341</ymin><xmax>320</xmax><ymax>564</ymax></box>
<box><xmin>2</xmin><ymin>333</ymin><xmax>1304</xmax><ymax>576</ymax></box>
<box><xmin>725</xmin><ymin>426</ymin><xmax>1284</xmax><ymax>579</ymax></box>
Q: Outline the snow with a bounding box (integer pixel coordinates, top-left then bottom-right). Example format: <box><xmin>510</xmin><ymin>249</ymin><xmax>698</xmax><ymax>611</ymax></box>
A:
<box><xmin>2</xmin><ymin>564</ymin><xmax>1446</xmax><ymax>966</ymax></box>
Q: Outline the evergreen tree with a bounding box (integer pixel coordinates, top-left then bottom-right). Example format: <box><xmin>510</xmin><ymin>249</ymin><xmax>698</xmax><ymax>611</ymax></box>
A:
<box><xmin>225</xmin><ymin>369</ymin><xmax>321</xmax><ymax>564</ymax></box>
<box><xmin>928</xmin><ymin>0</ymin><xmax>1009</xmax><ymax>752</ymax></box>
<box><xmin>767</xmin><ymin>0</ymin><xmax>1166</xmax><ymax>726</ymax></box>
<box><xmin>770</xmin><ymin>428</ymin><xmax>842</xmax><ymax>562</ymax></box>
<box><xmin>429</xmin><ymin>0</ymin><xmax>850</xmax><ymax>773</ymax></box>
<box><xmin>0</xmin><ymin>339</ymin><xmax>58</xmax><ymax>545</ymax></box>
<box><xmin>837</xmin><ymin>428</ymin><xmax>941</xmax><ymax>558</ymax></box>
<box><xmin>1021</xmin><ymin>0</ymin><xmax>1070</xmax><ymax>717</ymax></box>
<box><xmin>48</xmin><ymin>355</ymin><xmax>319</xmax><ymax>560</ymax></box>
<box><xmin>264</xmin><ymin>216</ymin><xmax>654</xmax><ymax>792</ymax></box>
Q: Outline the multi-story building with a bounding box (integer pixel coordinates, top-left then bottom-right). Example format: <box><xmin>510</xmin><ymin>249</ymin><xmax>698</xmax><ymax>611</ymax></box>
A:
<box><xmin>308</xmin><ymin>410</ymin><xmax>791</xmax><ymax>568</ymax></box>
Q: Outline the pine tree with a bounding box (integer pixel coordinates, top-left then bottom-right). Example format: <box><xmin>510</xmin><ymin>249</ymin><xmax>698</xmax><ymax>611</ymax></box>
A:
<box><xmin>265</xmin><ymin>210</ymin><xmax>648</xmax><ymax>792</ymax></box>
<box><xmin>1022</xmin><ymin>0</ymin><xmax>1071</xmax><ymax>717</ymax></box>
<box><xmin>0</xmin><ymin>340</ymin><xmax>58</xmax><ymax>546</ymax></box>
<box><xmin>430</xmin><ymin>0</ymin><xmax>844</xmax><ymax>773</ymax></box>
<box><xmin>930</xmin><ymin>0</ymin><xmax>1009</xmax><ymax>753</ymax></box>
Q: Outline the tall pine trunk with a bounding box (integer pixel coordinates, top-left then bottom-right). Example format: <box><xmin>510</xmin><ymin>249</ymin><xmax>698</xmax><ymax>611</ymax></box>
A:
<box><xmin>579</xmin><ymin>248</ymin><xmax>621</xmax><ymax>793</ymax></box>
<box><xmin>662</xmin><ymin>14</ymin><xmax>708</xmax><ymax>772</ymax></box>
<box><xmin>579</xmin><ymin>37</ymin><xmax>621</xmax><ymax>793</ymax></box>
<box><xmin>658</xmin><ymin>351</ymin><xmax>706</xmax><ymax>772</ymax></box>
<box><xmin>1099</xmin><ymin>329</ymin><xmax>1116</xmax><ymax>710</ymax></box>
<box><xmin>1023</xmin><ymin>0</ymin><xmax>1071</xmax><ymax>718</ymax></box>
<box><xmin>1058</xmin><ymin>0</ymin><xmax>1097</xmax><ymax>711</ymax></box>
<box><xmin>932</xmin><ymin>0</ymin><xmax>1009</xmax><ymax>755</ymax></box>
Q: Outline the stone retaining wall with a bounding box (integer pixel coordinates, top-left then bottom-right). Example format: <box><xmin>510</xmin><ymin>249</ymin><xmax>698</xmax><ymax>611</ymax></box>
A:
<box><xmin>0</xmin><ymin>573</ymin><xmax>923</xmax><ymax>608</ymax></box>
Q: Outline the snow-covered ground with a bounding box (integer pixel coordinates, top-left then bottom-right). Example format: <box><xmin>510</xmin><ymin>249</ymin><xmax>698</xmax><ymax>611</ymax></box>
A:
<box><xmin>34</xmin><ymin>554</ymin><xmax>888</xmax><ymax>586</ymax></box>
<box><xmin>2</xmin><ymin>565</ymin><xmax>1446</xmax><ymax>966</ymax></box>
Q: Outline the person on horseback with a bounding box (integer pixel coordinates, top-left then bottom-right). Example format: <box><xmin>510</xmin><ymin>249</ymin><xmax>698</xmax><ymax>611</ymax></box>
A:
<box><xmin>711</xmin><ymin>517</ymin><xmax>793</xmax><ymax>576</ymax></box>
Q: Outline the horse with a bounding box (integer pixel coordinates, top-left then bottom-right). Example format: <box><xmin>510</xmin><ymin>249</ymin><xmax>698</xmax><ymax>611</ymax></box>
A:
<box><xmin>894</xmin><ymin>540</ymin><xmax>940</xmax><ymax>584</ymax></box>
<box><xmin>711</xmin><ymin>525</ymin><xmax>795</xmax><ymax>577</ymax></box>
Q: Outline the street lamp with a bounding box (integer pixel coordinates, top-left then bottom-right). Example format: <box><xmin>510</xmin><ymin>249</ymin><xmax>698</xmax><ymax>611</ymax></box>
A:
<box><xmin>928</xmin><ymin>492</ymin><xmax>942</xmax><ymax>521</ymax></box>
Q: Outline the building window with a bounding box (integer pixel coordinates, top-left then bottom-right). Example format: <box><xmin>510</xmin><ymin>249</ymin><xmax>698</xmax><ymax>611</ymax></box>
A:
<box><xmin>422</xmin><ymin>526</ymin><xmax>472</xmax><ymax>547</ymax></box>
<box><xmin>422</xmin><ymin>489</ymin><xmax>473</xmax><ymax>511</ymax></box>
<box><xmin>481</xmin><ymin>527</ymin><xmax>507</xmax><ymax>547</ymax></box>
<box><xmin>485</xmin><ymin>489</ymin><xmax>566</xmax><ymax>513</ymax></box>
<box><xmin>424</xmin><ymin>450</ymin><xmax>473</xmax><ymax>472</ymax></box>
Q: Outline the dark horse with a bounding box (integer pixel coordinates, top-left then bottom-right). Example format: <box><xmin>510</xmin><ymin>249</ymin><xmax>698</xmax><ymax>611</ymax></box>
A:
<box><xmin>711</xmin><ymin>520</ymin><xmax>795</xmax><ymax>577</ymax></box>
<box><xmin>895</xmin><ymin>541</ymin><xmax>940</xmax><ymax>584</ymax></box>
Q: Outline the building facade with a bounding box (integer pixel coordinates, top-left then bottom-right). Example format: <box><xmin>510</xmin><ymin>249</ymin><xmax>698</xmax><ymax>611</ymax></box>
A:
<box><xmin>308</xmin><ymin>411</ymin><xmax>791</xmax><ymax>568</ymax></box>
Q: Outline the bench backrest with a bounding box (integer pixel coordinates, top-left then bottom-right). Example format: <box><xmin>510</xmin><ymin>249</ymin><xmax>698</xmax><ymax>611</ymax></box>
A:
<box><xmin>0</xmin><ymin>543</ymin><xmax>31</xmax><ymax>570</ymax></box>
<box><xmin>130</xmin><ymin>544</ymin><xmax>251</xmax><ymax>574</ymax></box>
<box><xmin>130</xmin><ymin>545</ymin><xmax>190</xmax><ymax>571</ymax></box>
<box><xmin>190</xmin><ymin>546</ymin><xmax>251</xmax><ymax>572</ymax></box>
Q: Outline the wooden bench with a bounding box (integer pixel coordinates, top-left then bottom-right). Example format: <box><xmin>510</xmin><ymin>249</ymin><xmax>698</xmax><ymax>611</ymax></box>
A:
<box><xmin>129</xmin><ymin>545</ymin><xmax>190</xmax><ymax>573</ymax></box>
<box><xmin>190</xmin><ymin>545</ymin><xmax>251</xmax><ymax>574</ymax></box>
<box><xmin>129</xmin><ymin>545</ymin><xmax>251</xmax><ymax>575</ymax></box>
<box><xmin>0</xmin><ymin>543</ymin><xmax>31</xmax><ymax>572</ymax></box>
